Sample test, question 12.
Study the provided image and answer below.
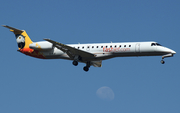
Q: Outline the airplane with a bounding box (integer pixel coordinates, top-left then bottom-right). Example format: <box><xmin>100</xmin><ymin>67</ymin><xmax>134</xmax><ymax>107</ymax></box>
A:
<box><xmin>3</xmin><ymin>25</ymin><xmax>176</xmax><ymax>72</ymax></box>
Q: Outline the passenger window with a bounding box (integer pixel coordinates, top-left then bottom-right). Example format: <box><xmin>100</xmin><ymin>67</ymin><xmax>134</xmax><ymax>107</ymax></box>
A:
<box><xmin>101</xmin><ymin>46</ymin><xmax>103</xmax><ymax>48</ymax></box>
<box><xmin>78</xmin><ymin>47</ymin><xmax>80</xmax><ymax>49</ymax></box>
<box><xmin>110</xmin><ymin>45</ymin><xmax>112</xmax><ymax>48</ymax></box>
<box><xmin>124</xmin><ymin>45</ymin><xmax>126</xmax><ymax>47</ymax></box>
<box><xmin>82</xmin><ymin>46</ymin><xmax>84</xmax><ymax>49</ymax></box>
<box><xmin>119</xmin><ymin>45</ymin><xmax>121</xmax><ymax>47</ymax></box>
<box><xmin>106</xmin><ymin>46</ymin><xmax>108</xmax><ymax>48</ymax></box>
<box><xmin>115</xmin><ymin>45</ymin><xmax>117</xmax><ymax>48</ymax></box>
<box><xmin>97</xmin><ymin>46</ymin><xmax>98</xmax><ymax>48</ymax></box>
<box><xmin>87</xmin><ymin>46</ymin><xmax>89</xmax><ymax>48</ymax></box>
<box><xmin>92</xmin><ymin>46</ymin><xmax>94</xmax><ymax>48</ymax></box>
<box><xmin>129</xmin><ymin>45</ymin><xmax>131</xmax><ymax>47</ymax></box>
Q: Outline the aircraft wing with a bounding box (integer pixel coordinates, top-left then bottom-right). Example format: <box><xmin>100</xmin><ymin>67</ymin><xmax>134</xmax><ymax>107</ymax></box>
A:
<box><xmin>44</xmin><ymin>39</ymin><xmax>96</xmax><ymax>59</ymax></box>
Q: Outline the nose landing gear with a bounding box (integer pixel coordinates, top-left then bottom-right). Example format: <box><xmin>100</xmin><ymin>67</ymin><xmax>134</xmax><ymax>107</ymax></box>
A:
<box><xmin>161</xmin><ymin>60</ymin><xmax>165</xmax><ymax>64</ymax></box>
<box><xmin>161</xmin><ymin>53</ymin><xmax>174</xmax><ymax>64</ymax></box>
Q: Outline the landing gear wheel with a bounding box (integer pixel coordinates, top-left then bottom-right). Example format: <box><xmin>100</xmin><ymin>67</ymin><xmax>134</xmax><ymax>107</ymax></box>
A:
<box><xmin>73</xmin><ymin>60</ymin><xmax>78</xmax><ymax>66</ymax></box>
<box><xmin>83</xmin><ymin>66</ymin><xmax>89</xmax><ymax>72</ymax></box>
<box><xmin>161</xmin><ymin>60</ymin><xmax>165</xmax><ymax>64</ymax></box>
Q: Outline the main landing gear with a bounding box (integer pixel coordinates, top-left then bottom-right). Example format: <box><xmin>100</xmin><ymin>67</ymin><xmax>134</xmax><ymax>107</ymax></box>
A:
<box><xmin>72</xmin><ymin>60</ymin><xmax>91</xmax><ymax>72</ymax></box>
<box><xmin>73</xmin><ymin>60</ymin><xmax>78</xmax><ymax>66</ymax></box>
<box><xmin>72</xmin><ymin>55</ymin><xmax>91</xmax><ymax>72</ymax></box>
<box><xmin>83</xmin><ymin>61</ymin><xmax>91</xmax><ymax>72</ymax></box>
<box><xmin>72</xmin><ymin>55</ymin><xmax>81</xmax><ymax>66</ymax></box>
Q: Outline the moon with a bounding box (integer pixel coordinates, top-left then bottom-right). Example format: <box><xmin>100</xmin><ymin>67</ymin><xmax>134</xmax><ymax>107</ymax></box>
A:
<box><xmin>96</xmin><ymin>86</ymin><xmax>115</xmax><ymax>101</ymax></box>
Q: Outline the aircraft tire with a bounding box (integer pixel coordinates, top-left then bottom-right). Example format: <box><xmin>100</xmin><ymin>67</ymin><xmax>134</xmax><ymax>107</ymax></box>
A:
<box><xmin>161</xmin><ymin>60</ymin><xmax>165</xmax><ymax>64</ymax></box>
<box><xmin>83</xmin><ymin>66</ymin><xmax>89</xmax><ymax>72</ymax></box>
<box><xmin>73</xmin><ymin>60</ymin><xmax>78</xmax><ymax>66</ymax></box>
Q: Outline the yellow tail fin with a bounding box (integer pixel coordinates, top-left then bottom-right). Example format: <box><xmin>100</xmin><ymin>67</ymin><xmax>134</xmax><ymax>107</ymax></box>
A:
<box><xmin>2</xmin><ymin>25</ymin><xmax>33</xmax><ymax>49</ymax></box>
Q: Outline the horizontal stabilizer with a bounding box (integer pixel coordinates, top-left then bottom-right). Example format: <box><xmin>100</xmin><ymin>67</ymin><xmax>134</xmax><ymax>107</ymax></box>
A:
<box><xmin>2</xmin><ymin>25</ymin><xmax>23</xmax><ymax>34</ymax></box>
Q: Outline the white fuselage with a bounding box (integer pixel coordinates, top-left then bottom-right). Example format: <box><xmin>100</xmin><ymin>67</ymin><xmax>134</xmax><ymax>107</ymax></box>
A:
<box><xmin>39</xmin><ymin>41</ymin><xmax>175</xmax><ymax>61</ymax></box>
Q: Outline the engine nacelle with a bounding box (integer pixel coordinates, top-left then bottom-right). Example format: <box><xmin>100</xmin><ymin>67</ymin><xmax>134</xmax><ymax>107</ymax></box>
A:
<box><xmin>29</xmin><ymin>41</ymin><xmax>53</xmax><ymax>50</ymax></box>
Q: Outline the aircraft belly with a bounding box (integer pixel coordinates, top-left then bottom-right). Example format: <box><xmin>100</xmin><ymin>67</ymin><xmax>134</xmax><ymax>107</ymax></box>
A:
<box><xmin>90</xmin><ymin>51</ymin><xmax>166</xmax><ymax>61</ymax></box>
<box><xmin>44</xmin><ymin>52</ymin><xmax>70</xmax><ymax>59</ymax></box>
<box><xmin>45</xmin><ymin>55</ymin><xmax>70</xmax><ymax>60</ymax></box>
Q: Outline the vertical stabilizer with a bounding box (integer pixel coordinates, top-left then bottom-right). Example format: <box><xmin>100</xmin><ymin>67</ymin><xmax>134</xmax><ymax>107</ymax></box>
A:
<box><xmin>2</xmin><ymin>25</ymin><xmax>33</xmax><ymax>49</ymax></box>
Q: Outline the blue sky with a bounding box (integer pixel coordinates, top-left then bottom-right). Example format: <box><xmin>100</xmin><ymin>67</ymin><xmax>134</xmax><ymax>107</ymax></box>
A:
<box><xmin>1</xmin><ymin>0</ymin><xmax>180</xmax><ymax>113</ymax></box>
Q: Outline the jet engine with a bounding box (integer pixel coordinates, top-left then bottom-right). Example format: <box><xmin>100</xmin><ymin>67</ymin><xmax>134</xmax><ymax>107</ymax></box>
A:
<box><xmin>29</xmin><ymin>41</ymin><xmax>53</xmax><ymax>51</ymax></box>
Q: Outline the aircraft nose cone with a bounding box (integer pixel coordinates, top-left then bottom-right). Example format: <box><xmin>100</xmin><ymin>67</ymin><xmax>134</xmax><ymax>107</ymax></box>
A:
<box><xmin>171</xmin><ymin>50</ymin><xmax>176</xmax><ymax>54</ymax></box>
<box><xmin>157</xmin><ymin>46</ymin><xmax>176</xmax><ymax>55</ymax></box>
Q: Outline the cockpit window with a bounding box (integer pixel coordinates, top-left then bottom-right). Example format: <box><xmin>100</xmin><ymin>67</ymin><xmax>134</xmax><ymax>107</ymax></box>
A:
<box><xmin>156</xmin><ymin>43</ymin><xmax>162</xmax><ymax>46</ymax></box>
<box><xmin>151</xmin><ymin>43</ymin><xmax>156</xmax><ymax>46</ymax></box>
<box><xmin>151</xmin><ymin>43</ymin><xmax>162</xmax><ymax>46</ymax></box>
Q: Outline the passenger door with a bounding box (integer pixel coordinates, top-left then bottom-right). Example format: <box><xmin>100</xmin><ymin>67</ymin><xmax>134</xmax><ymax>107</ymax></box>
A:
<box><xmin>135</xmin><ymin>43</ymin><xmax>140</xmax><ymax>53</ymax></box>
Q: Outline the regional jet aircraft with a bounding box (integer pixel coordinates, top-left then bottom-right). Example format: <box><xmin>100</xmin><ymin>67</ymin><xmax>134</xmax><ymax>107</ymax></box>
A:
<box><xmin>3</xmin><ymin>25</ymin><xmax>176</xmax><ymax>72</ymax></box>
